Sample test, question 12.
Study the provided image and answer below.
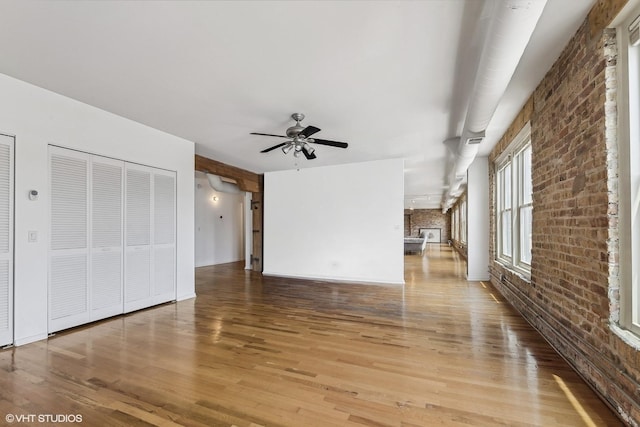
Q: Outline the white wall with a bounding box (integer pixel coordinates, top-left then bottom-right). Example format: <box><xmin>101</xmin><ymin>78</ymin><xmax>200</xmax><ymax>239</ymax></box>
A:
<box><xmin>467</xmin><ymin>157</ymin><xmax>490</xmax><ymax>280</ymax></box>
<box><xmin>0</xmin><ymin>73</ymin><xmax>195</xmax><ymax>346</ymax></box>
<box><xmin>194</xmin><ymin>172</ymin><xmax>244</xmax><ymax>267</ymax></box>
<box><xmin>263</xmin><ymin>158</ymin><xmax>404</xmax><ymax>285</ymax></box>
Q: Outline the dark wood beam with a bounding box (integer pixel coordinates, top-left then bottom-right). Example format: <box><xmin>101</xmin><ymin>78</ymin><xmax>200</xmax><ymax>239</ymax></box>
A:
<box><xmin>194</xmin><ymin>154</ymin><xmax>261</xmax><ymax>193</ymax></box>
<box><xmin>588</xmin><ymin>0</ymin><xmax>627</xmax><ymax>38</ymax></box>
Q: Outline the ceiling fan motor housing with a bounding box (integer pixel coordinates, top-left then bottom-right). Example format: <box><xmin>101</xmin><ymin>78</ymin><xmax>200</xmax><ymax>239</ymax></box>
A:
<box><xmin>286</xmin><ymin>113</ymin><xmax>306</xmax><ymax>138</ymax></box>
<box><xmin>286</xmin><ymin>124</ymin><xmax>304</xmax><ymax>138</ymax></box>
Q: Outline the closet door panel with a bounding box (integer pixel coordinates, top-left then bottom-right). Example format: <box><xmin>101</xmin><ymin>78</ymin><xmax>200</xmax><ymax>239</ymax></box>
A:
<box><xmin>51</xmin><ymin>154</ymin><xmax>88</xmax><ymax>250</ymax></box>
<box><xmin>152</xmin><ymin>171</ymin><xmax>176</xmax><ymax>303</ymax></box>
<box><xmin>92</xmin><ymin>161</ymin><xmax>123</xmax><ymax>248</ymax></box>
<box><xmin>49</xmin><ymin>148</ymin><xmax>90</xmax><ymax>332</ymax></box>
<box><xmin>50</xmin><ymin>254</ymin><xmax>87</xmax><ymax>320</ymax></box>
<box><xmin>125</xmin><ymin>248</ymin><xmax>151</xmax><ymax>305</ymax></box>
<box><xmin>0</xmin><ymin>261</ymin><xmax>9</xmax><ymax>344</ymax></box>
<box><xmin>0</xmin><ymin>135</ymin><xmax>13</xmax><ymax>346</ymax></box>
<box><xmin>127</xmin><ymin>168</ymin><xmax>151</xmax><ymax>246</ymax></box>
<box><xmin>153</xmin><ymin>246</ymin><xmax>175</xmax><ymax>298</ymax></box>
<box><xmin>124</xmin><ymin>165</ymin><xmax>152</xmax><ymax>312</ymax></box>
<box><xmin>153</xmin><ymin>173</ymin><xmax>175</xmax><ymax>245</ymax></box>
<box><xmin>91</xmin><ymin>158</ymin><xmax>124</xmax><ymax>320</ymax></box>
<box><xmin>92</xmin><ymin>251</ymin><xmax>122</xmax><ymax>310</ymax></box>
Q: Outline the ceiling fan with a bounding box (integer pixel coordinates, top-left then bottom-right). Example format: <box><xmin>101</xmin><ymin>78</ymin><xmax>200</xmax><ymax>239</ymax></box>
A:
<box><xmin>251</xmin><ymin>113</ymin><xmax>348</xmax><ymax>160</ymax></box>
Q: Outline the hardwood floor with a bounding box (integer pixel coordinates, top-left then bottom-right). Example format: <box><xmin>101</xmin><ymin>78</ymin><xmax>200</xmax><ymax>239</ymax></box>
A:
<box><xmin>0</xmin><ymin>245</ymin><xmax>623</xmax><ymax>426</ymax></box>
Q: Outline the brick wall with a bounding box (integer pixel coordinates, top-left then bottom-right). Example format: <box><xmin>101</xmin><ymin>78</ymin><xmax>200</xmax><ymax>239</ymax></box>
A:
<box><xmin>449</xmin><ymin>194</ymin><xmax>468</xmax><ymax>259</ymax></box>
<box><xmin>404</xmin><ymin>209</ymin><xmax>450</xmax><ymax>242</ymax></box>
<box><xmin>488</xmin><ymin>16</ymin><xmax>639</xmax><ymax>424</ymax></box>
<box><xmin>404</xmin><ymin>213</ymin><xmax>411</xmax><ymax>236</ymax></box>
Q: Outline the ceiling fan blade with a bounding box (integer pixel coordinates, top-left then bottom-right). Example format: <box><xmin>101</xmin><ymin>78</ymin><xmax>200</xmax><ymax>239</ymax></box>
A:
<box><xmin>251</xmin><ymin>132</ymin><xmax>288</xmax><ymax>138</ymax></box>
<box><xmin>310</xmin><ymin>138</ymin><xmax>348</xmax><ymax>149</ymax></box>
<box><xmin>260</xmin><ymin>142</ymin><xmax>287</xmax><ymax>153</ymax></box>
<box><xmin>302</xmin><ymin>146</ymin><xmax>317</xmax><ymax>160</ymax></box>
<box><xmin>299</xmin><ymin>125</ymin><xmax>321</xmax><ymax>138</ymax></box>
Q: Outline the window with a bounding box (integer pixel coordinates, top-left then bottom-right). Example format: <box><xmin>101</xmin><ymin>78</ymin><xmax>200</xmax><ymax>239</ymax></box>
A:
<box><xmin>460</xmin><ymin>198</ymin><xmax>467</xmax><ymax>244</ymax></box>
<box><xmin>497</xmin><ymin>163</ymin><xmax>512</xmax><ymax>259</ymax></box>
<box><xmin>495</xmin><ymin>123</ymin><xmax>532</xmax><ymax>276</ymax></box>
<box><xmin>452</xmin><ymin>205</ymin><xmax>458</xmax><ymax>241</ymax></box>
<box><xmin>450</xmin><ymin>197</ymin><xmax>467</xmax><ymax>244</ymax></box>
<box><xmin>519</xmin><ymin>146</ymin><xmax>533</xmax><ymax>265</ymax></box>
<box><xmin>617</xmin><ymin>9</ymin><xmax>640</xmax><ymax>337</ymax></box>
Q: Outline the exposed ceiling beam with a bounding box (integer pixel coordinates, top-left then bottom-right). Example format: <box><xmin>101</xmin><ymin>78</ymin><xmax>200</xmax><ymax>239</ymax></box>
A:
<box><xmin>195</xmin><ymin>154</ymin><xmax>262</xmax><ymax>193</ymax></box>
<box><xmin>588</xmin><ymin>0</ymin><xmax>628</xmax><ymax>37</ymax></box>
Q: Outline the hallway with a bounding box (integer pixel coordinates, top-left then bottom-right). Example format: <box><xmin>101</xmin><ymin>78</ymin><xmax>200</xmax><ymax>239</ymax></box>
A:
<box><xmin>0</xmin><ymin>244</ymin><xmax>622</xmax><ymax>426</ymax></box>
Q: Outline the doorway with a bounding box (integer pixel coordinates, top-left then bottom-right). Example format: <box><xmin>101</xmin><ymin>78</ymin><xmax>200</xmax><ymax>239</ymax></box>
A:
<box><xmin>194</xmin><ymin>171</ymin><xmax>246</xmax><ymax>267</ymax></box>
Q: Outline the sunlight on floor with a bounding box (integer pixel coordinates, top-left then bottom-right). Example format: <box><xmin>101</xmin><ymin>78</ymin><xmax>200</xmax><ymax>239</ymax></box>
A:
<box><xmin>553</xmin><ymin>374</ymin><xmax>598</xmax><ymax>427</ymax></box>
<box><xmin>480</xmin><ymin>281</ymin><xmax>501</xmax><ymax>304</ymax></box>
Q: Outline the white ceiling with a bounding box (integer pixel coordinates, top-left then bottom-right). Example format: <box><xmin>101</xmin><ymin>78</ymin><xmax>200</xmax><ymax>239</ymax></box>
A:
<box><xmin>0</xmin><ymin>0</ymin><xmax>595</xmax><ymax>208</ymax></box>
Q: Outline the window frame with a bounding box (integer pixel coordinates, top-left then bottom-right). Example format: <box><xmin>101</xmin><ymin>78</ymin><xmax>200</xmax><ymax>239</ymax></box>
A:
<box><xmin>617</xmin><ymin>8</ymin><xmax>640</xmax><ymax>338</ymax></box>
<box><xmin>516</xmin><ymin>144</ymin><xmax>533</xmax><ymax>267</ymax></box>
<box><xmin>460</xmin><ymin>198</ymin><xmax>467</xmax><ymax>244</ymax></box>
<box><xmin>494</xmin><ymin>123</ymin><xmax>532</xmax><ymax>278</ymax></box>
<box><xmin>496</xmin><ymin>161</ymin><xmax>513</xmax><ymax>262</ymax></box>
<box><xmin>452</xmin><ymin>204</ymin><xmax>458</xmax><ymax>242</ymax></box>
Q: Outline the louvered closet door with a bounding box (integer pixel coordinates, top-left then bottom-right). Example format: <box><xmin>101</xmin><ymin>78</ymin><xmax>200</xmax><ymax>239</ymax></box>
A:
<box><xmin>49</xmin><ymin>147</ymin><xmax>90</xmax><ymax>332</ymax></box>
<box><xmin>0</xmin><ymin>135</ymin><xmax>14</xmax><ymax>346</ymax></box>
<box><xmin>152</xmin><ymin>170</ymin><xmax>176</xmax><ymax>304</ymax></box>
<box><xmin>91</xmin><ymin>156</ymin><xmax>124</xmax><ymax>321</ymax></box>
<box><xmin>124</xmin><ymin>164</ymin><xmax>153</xmax><ymax>312</ymax></box>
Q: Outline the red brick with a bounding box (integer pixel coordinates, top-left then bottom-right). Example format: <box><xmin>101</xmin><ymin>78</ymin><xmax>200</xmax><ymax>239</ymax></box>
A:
<box><xmin>487</xmin><ymin>20</ymin><xmax>636</xmax><ymax>424</ymax></box>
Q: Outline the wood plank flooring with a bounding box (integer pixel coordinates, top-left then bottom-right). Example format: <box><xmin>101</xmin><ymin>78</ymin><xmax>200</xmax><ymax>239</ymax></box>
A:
<box><xmin>0</xmin><ymin>245</ymin><xmax>623</xmax><ymax>426</ymax></box>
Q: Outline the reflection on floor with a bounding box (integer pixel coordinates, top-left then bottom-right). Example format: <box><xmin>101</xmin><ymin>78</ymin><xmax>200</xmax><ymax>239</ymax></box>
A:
<box><xmin>0</xmin><ymin>244</ymin><xmax>622</xmax><ymax>426</ymax></box>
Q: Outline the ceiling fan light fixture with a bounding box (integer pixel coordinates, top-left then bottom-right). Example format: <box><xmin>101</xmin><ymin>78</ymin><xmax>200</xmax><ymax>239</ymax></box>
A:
<box><xmin>302</xmin><ymin>142</ymin><xmax>315</xmax><ymax>155</ymax></box>
<box><xmin>282</xmin><ymin>143</ymin><xmax>293</xmax><ymax>154</ymax></box>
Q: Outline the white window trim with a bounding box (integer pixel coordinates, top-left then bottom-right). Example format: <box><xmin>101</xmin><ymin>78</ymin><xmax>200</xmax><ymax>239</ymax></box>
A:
<box><xmin>516</xmin><ymin>144</ymin><xmax>532</xmax><ymax>268</ymax></box>
<box><xmin>495</xmin><ymin>122</ymin><xmax>532</xmax><ymax>278</ymax></box>
<box><xmin>452</xmin><ymin>205</ymin><xmax>458</xmax><ymax>241</ymax></box>
<box><xmin>496</xmin><ymin>161</ymin><xmax>513</xmax><ymax>263</ymax></box>
<box><xmin>460</xmin><ymin>198</ymin><xmax>467</xmax><ymax>244</ymax></box>
<box><xmin>617</xmin><ymin>6</ymin><xmax>640</xmax><ymax>339</ymax></box>
<box><xmin>463</xmin><ymin>198</ymin><xmax>467</xmax><ymax>244</ymax></box>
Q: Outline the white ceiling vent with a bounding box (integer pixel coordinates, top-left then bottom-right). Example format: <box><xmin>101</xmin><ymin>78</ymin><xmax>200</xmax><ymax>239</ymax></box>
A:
<box><xmin>465</xmin><ymin>131</ymin><xmax>486</xmax><ymax>145</ymax></box>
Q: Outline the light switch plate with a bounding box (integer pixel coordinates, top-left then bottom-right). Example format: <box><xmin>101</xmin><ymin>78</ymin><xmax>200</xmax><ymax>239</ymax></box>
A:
<box><xmin>28</xmin><ymin>231</ymin><xmax>37</xmax><ymax>242</ymax></box>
